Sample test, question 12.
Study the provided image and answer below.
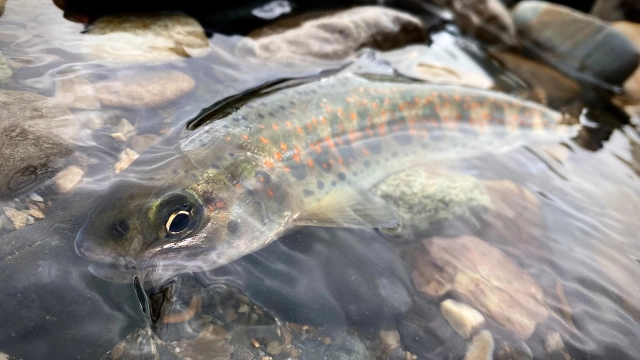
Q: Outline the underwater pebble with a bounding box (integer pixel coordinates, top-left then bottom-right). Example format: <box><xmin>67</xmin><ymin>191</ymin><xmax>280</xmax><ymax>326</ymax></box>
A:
<box><xmin>111</xmin><ymin>132</ymin><xmax>127</xmax><ymax>142</ymax></box>
<box><xmin>512</xmin><ymin>1</ymin><xmax>639</xmax><ymax>86</ymax></box>
<box><xmin>426</xmin><ymin>236</ymin><xmax>548</xmax><ymax>339</ymax></box>
<box><xmin>117</xmin><ymin>118</ymin><xmax>135</xmax><ymax>137</ymax></box>
<box><xmin>82</xmin><ymin>13</ymin><xmax>210</xmax><ymax>64</ymax></box>
<box><xmin>464</xmin><ymin>330</ymin><xmax>494</xmax><ymax>360</ymax></box>
<box><xmin>0</xmin><ymin>52</ymin><xmax>11</xmax><ymax>82</ymax></box>
<box><xmin>0</xmin><ymin>351</ymin><xmax>8</xmax><ymax>360</ymax></box>
<box><xmin>53</xmin><ymin>165</ymin><xmax>84</xmax><ymax>194</ymax></box>
<box><xmin>130</xmin><ymin>134</ymin><xmax>161</xmax><ymax>153</ymax></box>
<box><xmin>266</xmin><ymin>341</ymin><xmax>282</xmax><ymax>355</ymax></box>
<box><xmin>27</xmin><ymin>192</ymin><xmax>43</xmax><ymax>202</ymax></box>
<box><xmin>544</xmin><ymin>332</ymin><xmax>564</xmax><ymax>354</ymax></box>
<box><xmin>3</xmin><ymin>207</ymin><xmax>28</xmax><ymax>229</ymax></box>
<box><xmin>28</xmin><ymin>207</ymin><xmax>45</xmax><ymax>219</ymax></box>
<box><xmin>114</xmin><ymin>148</ymin><xmax>139</xmax><ymax>174</ymax></box>
<box><xmin>25</xmin><ymin>215</ymin><xmax>34</xmax><ymax>225</ymax></box>
<box><xmin>53</xmin><ymin>72</ymin><xmax>100</xmax><ymax>110</ymax></box>
<box><xmin>239</xmin><ymin>6</ymin><xmax>426</xmax><ymax>65</ymax></box>
<box><xmin>95</xmin><ymin>70</ymin><xmax>195</xmax><ymax>108</ymax></box>
<box><xmin>440</xmin><ymin>299</ymin><xmax>485</xmax><ymax>340</ymax></box>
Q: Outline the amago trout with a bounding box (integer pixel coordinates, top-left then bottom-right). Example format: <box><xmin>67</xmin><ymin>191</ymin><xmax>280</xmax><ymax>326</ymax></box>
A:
<box><xmin>75</xmin><ymin>74</ymin><xmax>568</xmax><ymax>280</ymax></box>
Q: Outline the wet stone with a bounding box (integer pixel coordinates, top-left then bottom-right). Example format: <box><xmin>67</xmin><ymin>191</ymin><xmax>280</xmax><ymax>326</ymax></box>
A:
<box><xmin>612</xmin><ymin>21</ymin><xmax>640</xmax><ymax>102</ymax></box>
<box><xmin>440</xmin><ymin>299</ymin><xmax>485</xmax><ymax>340</ymax></box>
<box><xmin>53</xmin><ymin>72</ymin><xmax>100</xmax><ymax>110</ymax></box>
<box><xmin>114</xmin><ymin>148</ymin><xmax>139</xmax><ymax>174</ymax></box>
<box><xmin>0</xmin><ymin>52</ymin><xmax>11</xmax><ymax>82</ymax></box>
<box><xmin>464</xmin><ymin>330</ymin><xmax>494</xmax><ymax>360</ymax></box>
<box><xmin>95</xmin><ymin>70</ymin><xmax>195</xmax><ymax>108</ymax></box>
<box><xmin>512</xmin><ymin>1</ymin><xmax>640</xmax><ymax>86</ymax></box>
<box><xmin>83</xmin><ymin>13</ymin><xmax>210</xmax><ymax>64</ymax></box>
<box><xmin>53</xmin><ymin>165</ymin><xmax>84</xmax><ymax>194</ymax></box>
<box><xmin>0</xmin><ymin>90</ymin><xmax>78</xmax><ymax>199</ymax></box>
<box><xmin>2</xmin><ymin>207</ymin><xmax>28</xmax><ymax>230</ymax></box>
<box><xmin>238</xmin><ymin>6</ymin><xmax>426</xmax><ymax>65</ymax></box>
<box><xmin>27</xmin><ymin>192</ymin><xmax>43</xmax><ymax>202</ymax></box>
<box><xmin>130</xmin><ymin>134</ymin><xmax>161</xmax><ymax>153</ymax></box>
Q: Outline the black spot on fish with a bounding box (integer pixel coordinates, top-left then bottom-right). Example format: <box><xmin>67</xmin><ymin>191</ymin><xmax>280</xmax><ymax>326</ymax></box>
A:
<box><xmin>255</xmin><ymin>170</ymin><xmax>271</xmax><ymax>184</ymax></box>
<box><xmin>317</xmin><ymin>180</ymin><xmax>325</xmax><ymax>190</ymax></box>
<box><xmin>312</xmin><ymin>150</ymin><xmax>332</xmax><ymax>173</ymax></box>
<box><xmin>278</xmin><ymin>105</ymin><xmax>285</xmax><ymax>110</ymax></box>
<box><xmin>227</xmin><ymin>220</ymin><xmax>240</xmax><ymax>235</ymax></box>
<box><xmin>338</xmin><ymin>145</ymin><xmax>358</xmax><ymax>165</ymax></box>
<box><xmin>392</xmin><ymin>132</ymin><xmax>413</xmax><ymax>146</ymax></box>
<box><xmin>268</xmin><ymin>112</ymin><xmax>276</xmax><ymax>118</ymax></box>
<box><xmin>338</xmin><ymin>172</ymin><xmax>346</xmax><ymax>181</ymax></box>
<box><xmin>364</xmin><ymin>138</ymin><xmax>383</xmax><ymax>155</ymax></box>
<box><xmin>288</xmin><ymin>163</ymin><xmax>307</xmax><ymax>181</ymax></box>
<box><xmin>303</xmin><ymin>189</ymin><xmax>314</xmax><ymax>197</ymax></box>
<box><xmin>258</xmin><ymin>113</ymin><xmax>265</xmax><ymax>119</ymax></box>
<box><xmin>228</xmin><ymin>153</ymin><xmax>235</xmax><ymax>157</ymax></box>
<box><xmin>331</xmin><ymin>181</ymin><xmax>337</xmax><ymax>187</ymax></box>
<box><xmin>363</xmin><ymin>160</ymin><xmax>371</xmax><ymax>168</ymax></box>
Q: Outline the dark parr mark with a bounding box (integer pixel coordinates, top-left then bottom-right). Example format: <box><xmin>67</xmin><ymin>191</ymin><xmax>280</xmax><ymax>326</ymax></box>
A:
<box><xmin>303</xmin><ymin>189</ymin><xmax>314</xmax><ymax>197</ymax></box>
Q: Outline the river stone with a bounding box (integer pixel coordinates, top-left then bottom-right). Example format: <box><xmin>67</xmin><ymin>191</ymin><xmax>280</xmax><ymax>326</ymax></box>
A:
<box><xmin>464</xmin><ymin>330</ymin><xmax>494</xmax><ymax>360</ymax></box>
<box><xmin>0</xmin><ymin>52</ymin><xmax>11</xmax><ymax>81</ymax></box>
<box><xmin>425</xmin><ymin>236</ymin><xmax>549</xmax><ymax>340</ymax></box>
<box><xmin>445</xmin><ymin>0</ymin><xmax>517</xmax><ymax>45</ymax></box>
<box><xmin>0</xmin><ymin>90</ymin><xmax>78</xmax><ymax>199</ymax></box>
<box><xmin>513</xmin><ymin>1</ymin><xmax>639</xmax><ymax>86</ymax></box>
<box><xmin>53</xmin><ymin>72</ymin><xmax>100</xmax><ymax>110</ymax></box>
<box><xmin>83</xmin><ymin>13</ymin><xmax>210</xmax><ymax>65</ymax></box>
<box><xmin>2</xmin><ymin>207</ymin><xmax>28</xmax><ymax>230</ymax></box>
<box><xmin>612</xmin><ymin>21</ymin><xmax>640</xmax><ymax>102</ymax></box>
<box><xmin>489</xmin><ymin>50</ymin><xmax>581</xmax><ymax>107</ymax></box>
<box><xmin>380</xmin><ymin>40</ymin><xmax>494</xmax><ymax>89</ymax></box>
<box><xmin>236</xmin><ymin>6</ymin><xmax>426</xmax><ymax>65</ymax></box>
<box><xmin>441</xmin><ymin>299</ymin><xmax>485</xmax><ymax>340</ymax></box>
<box><xmin>53</xmin><ymin>165</ymin><xmax>84</xmax><ymax>194</ymax></box>
<box><xmin>95</xmin><ymin>70</ymin><xmax>195</xmax><ymax>108</ymax></box>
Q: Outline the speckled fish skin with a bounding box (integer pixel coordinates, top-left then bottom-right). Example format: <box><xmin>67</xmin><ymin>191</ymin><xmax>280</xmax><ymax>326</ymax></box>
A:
<box><xmin>75</xmin><ymin>74</ymin><xmax>565</xmax><ymax>281</ymax></box>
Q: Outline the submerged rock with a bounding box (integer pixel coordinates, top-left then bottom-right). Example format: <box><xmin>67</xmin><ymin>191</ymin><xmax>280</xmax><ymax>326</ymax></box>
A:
<box><xmin>53</xmin><ymin>72</ymin><xmax>100</xmax><ymax>110</ymax></box>
<box><xmin>0</xmin><ymin>90</ymin><xmax>78</xmax><ymax>199</ymax></box>
<box><xmin>489</xmin><ymin>50</ymin><xmax>581</xmax><ymax>107</ymax></box>
<box><xmin>83</xmin><ymin>13</ymin><xmax>210</xmax><ymax>64</ymax></box>
<box><xmin>53</xmin><ymin>165</ymin><xmax>84</xmax><ymax>194</ymax></box>
<box><xmin>512</xmin><ymin>1</ymin><xmax>639</xmax><ymax>86</ymax></box>
<box><xmin>236</xmin><ymin>6</ymin><xmax>426</xmax><ymax>65</ymax></box>
<box><xmin>94</xmin><ymin>70</ymin><xmax>195</xmax><ymax>108</ymax></box>
<box><xmin>611</xmin><ymin>21</ymin><xmax>640</xmax><ymax>102</ymax></box>
<box><xmin>2</xmin><ymin>207</ymin><xmax>28</xmax><ymax>230</ymax></box>
<box><xmin>416</xmin><ymin>236</ymin><xmax>548</xmax><ymax>339</ymax></box>
<box><xmin>464</xmin><ymin>330</ymin><xmax>494</xmax><ymax>360</ymax></box>
<box><xmin>0</xmin><ymin>53</ymin><xmax>11</xmax><ymax>81</ymax></box>
<box><xmin>440</xmin><ymin>299</ymin><xmax>485</xmax><ymax>340</ymax></box>
<box><xmin>444</xmin><ymin>0</ymin><xmax>517</xmax><ymax>45</ymax></box>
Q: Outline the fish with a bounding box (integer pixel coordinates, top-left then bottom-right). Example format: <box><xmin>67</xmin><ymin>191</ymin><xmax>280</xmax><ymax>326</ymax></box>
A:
<box><xmin>75</xmin><ymin>73</ymin><xmax>569</xmax><ymax>282</ymax></box>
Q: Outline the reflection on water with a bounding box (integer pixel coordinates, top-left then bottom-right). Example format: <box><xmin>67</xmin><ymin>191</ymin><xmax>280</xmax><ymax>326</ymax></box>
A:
<box><xmin>1</xmin><ymin>0</ymin><xmax>640</xmax><ymax>359</ymax></box>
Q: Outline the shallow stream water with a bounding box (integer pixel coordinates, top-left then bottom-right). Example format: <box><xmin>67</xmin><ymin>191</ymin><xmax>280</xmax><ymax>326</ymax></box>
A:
<box><xmin>1</xmin><ymin>1</ymin><xmax>640</xmax><ymax>359</ymax></box>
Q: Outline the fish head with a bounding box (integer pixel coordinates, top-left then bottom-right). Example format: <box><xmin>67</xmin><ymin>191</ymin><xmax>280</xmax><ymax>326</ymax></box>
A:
<box><xmin>75</xmin><ymin>149</ymin><xmax>289</xmax><ymax>280</ymax></box>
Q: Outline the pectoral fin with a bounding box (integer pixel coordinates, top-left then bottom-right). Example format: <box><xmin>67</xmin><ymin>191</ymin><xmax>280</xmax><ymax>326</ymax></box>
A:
<box><xmin>293</xmin><ymin>187</ymin><xmax>401</xmax><ymax>229</ymax></box>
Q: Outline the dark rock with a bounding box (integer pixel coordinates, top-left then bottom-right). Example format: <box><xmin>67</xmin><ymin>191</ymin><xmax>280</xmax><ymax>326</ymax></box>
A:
<box><xmin>513</xmin><ymin>1</ymin><xmax>640</xmax><ymax>87</ymax></box>
<box><xmin>591</xmin><ymin>0</ymin><xmax>640</xmax><ymax>22</ymax></box>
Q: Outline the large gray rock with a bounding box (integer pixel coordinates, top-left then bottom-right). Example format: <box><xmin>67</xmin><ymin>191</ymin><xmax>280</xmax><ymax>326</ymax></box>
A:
<box><xmin>513</xmin><ymin>1</ymin><xmax>639</xmax><ymax>86</ymax></box>
<box><xmin>0</xmin><ymin>90</ymin><xmax>79</xmax><ymax>199</ymax></box>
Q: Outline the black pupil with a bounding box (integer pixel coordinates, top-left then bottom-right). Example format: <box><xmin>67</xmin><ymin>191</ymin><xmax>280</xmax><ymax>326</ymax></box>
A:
<box><xmin>113</xmin><ymin>220</ymin><xmax>129</xmax><ymax>236</ymax></box>
<box><xmin>169</xmin><ymin>213</ymin><xmax>190</xmax><ymax>233</ymax></box>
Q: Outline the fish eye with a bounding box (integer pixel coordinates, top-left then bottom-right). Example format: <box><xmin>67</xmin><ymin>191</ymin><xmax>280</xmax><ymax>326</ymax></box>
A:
<box><xmin>166</xmin><ymin>208</ymin><xmax>191</xmax><ymax>234</ymax></box>
<box><xmin>112</xmin><ymin>220</ymin><xmax>129</xmax><ymax>236</ymax></box>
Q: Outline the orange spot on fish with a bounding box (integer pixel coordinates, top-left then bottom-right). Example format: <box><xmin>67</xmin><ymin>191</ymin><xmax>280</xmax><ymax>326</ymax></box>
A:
<box><xmin>312</xmin><ymin>117</ymin><xmax>318</xmax><ymax>125</ymax></box>
<box><xmin>259</xmin><ymin>125</ymin><xmax>265</xmax><ymax>129</ymax></box>
<box><xmin>282</xmin><ymin>165</ymin><xmax>291</xmax><ymax>172</ymax></box>
<box><xmin>260</xmin><ymin>136</ymin><xmax>269</xmax><ymax>144</ymax></box>
<box><xmin>322</xmin><ymin>162</ymin><xmax>328</xmax><ymax>170</ymax></box>
<box><xmin>234</xmin><ymin>183</ymin><xmax>243</xmax><ymax>189</ymax></box>
<box><xmin>320</xmin><ymin>116</ymin><xmax>327</xmax><ymax>124</ymax></box>
<box><xmin>215</xmin><ymin>201</ymin><xmax>225</xmax><ymax>208</ymax></box>
<box><xmin>350</xmin><ymin>112</ymin><xmax>357</xmax><ymax>122</ymax></box>
<box><xmin>379</xmin><ymin>123</ymin><xmax>387</xmax><ymax>135</ymax></box>
<box><xmin>337</xmin><ymin>157</ymin><xmax>344</xmax><ymax>165</ymax></box>
<box><xmin>297</xmin><ymin>126</ymin><xmax>304</xmax><ymax>134</ymax></box>
<box><xmin>225</xmin><ymin>136</ymin><xmax>231</xmax><ymax>141</ymax></box>
<box><xmin>272</xmin><ymin>123</ymin><xmax>279</xmax><ymax>131</ymax></box>
<box><xmin>242</xmin><ymin>134</ymin><xmax>250</xmax><ymax>140</ymax></box>
<box><xmin>348</xmin><ymin>130</ymin><xmax>357</xmax><ymax>143</ymax></box>
<box><xmin>414</xmin><ymin>97</ymin><xmax>421</xmax><ymax>105</ymax></box>
<box><xmin>306</xmin><ymin>122</ymin><xmax>313</xmax><ymax>130</ymax></box>
<box><xmin>372</xmin><ymin>103</ymin><xmax>378</xmax><ymax>110</ymax></box>
<box><xmin>307</xmin><ymin>159</ymin><xmax>314</xmax><ymax>168</ymax></box>
<box><xmin>398</xmin><ymin>103</ymin><xmax>405</xmax><ymax>112</ymax></box>
<box><xmin>338</xmin><ymin>123</ymin><xmax>344</xmax><ymax>132</ymax></box>
<box><xmin>362</xmin><ymin>149</ymin><xmax>370</xmax><ymax>156</ymax></box>
<box><xmin>325</xmin><ymin>136</ymin><xmax>336</xmax><ymax>150</ymax></box>
<box><xmin>325</xmin><ymin>105</ymin><xmax>332</xmax><ymax>113</ymax></box>
<box><xmin>280</xmin><ymin>142</ymin><xmax>288</xmax><ymax>151</ymax></box>
<box><xmin>286</xmin><ymin>121</ymin><xmax>293</xmax><ymax>129</ymax></box>
<box><xmin>267</xmin><ymin>188</ymin><xmax>274</xmax><ymax>197</ymax></box>
<box><xmin>274</xmin><ymin>151</ymin><xmax>282</xmax><ymax>161</ymax></box>
<box><xmin>359</xmin><ymin>87</ymin><xmax>364</xmax><ymax>93</ymax></box>
<box><xmin>264</xmin><ymin>159</ymin><xmax>274</xmax><ymax>168</ymax></box>
<box><xmin>337</xmin><ymin>108</ymin><xmax>344</xmax><ymax>117</ymax></box>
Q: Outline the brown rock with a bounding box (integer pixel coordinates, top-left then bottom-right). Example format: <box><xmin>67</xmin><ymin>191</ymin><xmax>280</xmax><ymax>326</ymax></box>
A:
<box><xmin>611</xmin><ymin>21</ymin><xmax>640</xmax><ymax>101</ymax></box>
<box><xmin>490</xmin><ymin>50</ymin><xmax>581</xmax><ymax>107</ymax></box>
<box><xmin>464</xmin><ymin>330</ymin><xmax>494</xmax><ymax>360</ymax></box>
<box><xmin>0</xmin><ymin>90</ymin><xmax>78</xmax><ymax>199</ymax></box>
<box><xmin>53</xmin><ymin>72</ymin><xmax>100</xmax><ymax>110</ymax></box>
<box><xmin>130</xmin><ymin>134</ymin><xmax>161</xmax><ymax>153</ymax></box>
<box><xmin>427</xmin><ymin>236</ymin><xmax>548</xmax><ymax>339</ymax></box>
<box><xmin>53</xmin><ymin>165</ymin><xmax>84</xmax><ymax>193</ymax></box>
<box><xmin>83</xmin><ymin>13</ymin><xmax>210</xmax><ymax>64</ymax></box>
<box><xmin>95</xmin><ymin>70</ymin><xmax>195</xmax><ymax>108</ymax></box>
<box><xmin>381</xmin><ymin>43</ymin><xmax>494</xmax><ymax>89</ymax></box>
<box><xmin>3</xmin><ymin>207</ymin><xmax>28</xmax><ymax>230</ymax></box>
<box><xmin>440</xmin><ymin>299</ymin><xmax>485</xmax><ymax>340</ymax></box>
<box><xmin>114</xmin><ymin>148</ymin><xmax>139</xmax><ymax>174</ymax></box>
<box><xmin>171</xmin><ymin>324</ymin><xmax>233</xmax><ymax>360</ymax></box>
<box><xmin>237</xmin><ymin>6</ymin><xmax>426</xmax><ymax>65</ymax></box>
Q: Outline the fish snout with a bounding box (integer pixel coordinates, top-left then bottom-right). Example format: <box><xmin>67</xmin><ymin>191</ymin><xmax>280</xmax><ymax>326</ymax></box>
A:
<box><xmin>74</xmin><ymin>227</ymin><xmax>131</xmax><ymax>266</ymax></box>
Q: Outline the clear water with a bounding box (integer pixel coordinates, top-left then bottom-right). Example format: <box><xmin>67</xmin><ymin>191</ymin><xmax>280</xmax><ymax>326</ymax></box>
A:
<box><xmin>1</xmin><ymin>1</ymin><xmax>639</xmax><ymax>359</ymax></box>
